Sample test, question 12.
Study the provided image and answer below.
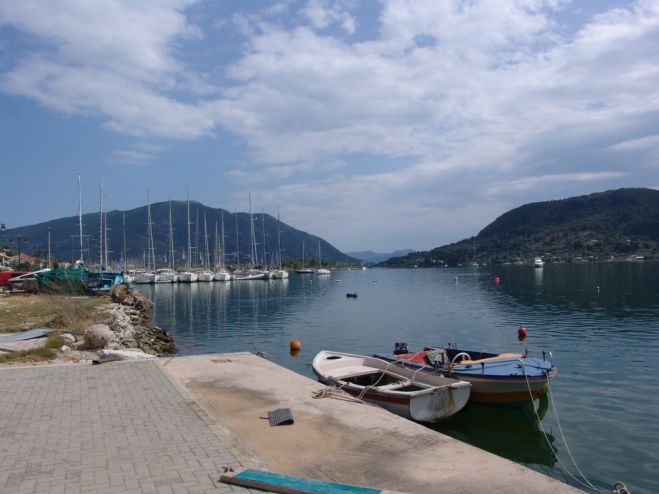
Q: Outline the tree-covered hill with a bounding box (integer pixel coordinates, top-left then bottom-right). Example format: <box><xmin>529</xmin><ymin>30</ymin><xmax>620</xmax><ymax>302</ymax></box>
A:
<box><xmin>0</xmin><ymin>201</ymin><xmax>359</xmax><ymax>268</ymax></box>
<box><xmin>382</xmin><ymin>188</ymin><xmax>659</xmax><ymax>267</ymax></box>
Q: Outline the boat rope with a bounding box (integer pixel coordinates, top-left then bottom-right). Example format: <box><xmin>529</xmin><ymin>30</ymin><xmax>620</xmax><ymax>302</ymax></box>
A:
<box><xmin>311</xmin><ymin>386</ymin><xmax>373</xmax><ymax>405</ymax></box>
<box><xmin>356</xmin><ymin>360</ymin><xmax>396</xmax><ymax>401</ymax></box>
<box><xmin>519</xmin><ymin>359</ymin><xmax>630</xmax><ymax>494</ymax></box>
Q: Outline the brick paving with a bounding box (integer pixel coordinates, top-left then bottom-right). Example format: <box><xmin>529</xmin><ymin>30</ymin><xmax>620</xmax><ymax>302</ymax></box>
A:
<box><xmin>0</xmin><ymin>361</ymin><xmax>255</xmax><ymax>494</ymax></box>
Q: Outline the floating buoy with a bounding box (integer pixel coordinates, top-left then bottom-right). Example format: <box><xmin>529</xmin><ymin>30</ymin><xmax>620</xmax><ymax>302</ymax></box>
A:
<box><xmin>517</xmin><ymin>325</ymin><xmax>527</xmax><ymax>340</ymax></box>
<box><xmin>494</xmin><ymin>276</ymin><xmax>500</xmax><ymax>285</ymax></box>
<box><xmin>289</xmin><ymin>339</ymin><xmax>301</xmax><ymax>351</ymax></box>
<box><xmin>346</xmin><ymin>292</ymin><xmax>358</xmax><ymax>298</ymax></box>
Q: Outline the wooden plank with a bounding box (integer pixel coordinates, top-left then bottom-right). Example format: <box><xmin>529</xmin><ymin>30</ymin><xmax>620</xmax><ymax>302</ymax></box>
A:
<box><xmin>220</xmin><ymin>469</ymin><xmax>388</xmax><ymax>494</ymax></box>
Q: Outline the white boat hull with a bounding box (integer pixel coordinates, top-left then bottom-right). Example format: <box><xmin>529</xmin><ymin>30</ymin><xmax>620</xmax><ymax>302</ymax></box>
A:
<box><xmin>134</xmin><ymin>272</ymin><xmax>156</xmax><ymax>284</ymax></box>
<box><xmin>178</xmin><ymin>272</ymin><xmax>198</xmax><ymax>283</ymax></box>
<box><xmin>213</xmin><ymin>271</ymin><xmax>232</xmax><ymax>282</ymax></box>
<box><xmin>312</xmin><ymin>351</ymin><xmax>470</xmax><ymax>422</ymax></box>
<box><xmin>197</xmin><ymin>271</ymin><xmax>214</xmax><ymax>282</ymax></box>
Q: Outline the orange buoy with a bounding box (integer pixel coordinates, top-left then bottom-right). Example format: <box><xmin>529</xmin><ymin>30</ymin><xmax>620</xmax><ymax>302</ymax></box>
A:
<box><xmin>289</xmin><ymin>339</ymin><xmax>302</xmax><ymax>351</ymax></box>
<box><xmin>494</xmin><ymin>276</ymin><xmax>500</xmax><ymax>285</ymax></box>
<box><xmin>517</xmin><ymin>325</ymin><xmax>527</xmax><ymax>340</ymax></box>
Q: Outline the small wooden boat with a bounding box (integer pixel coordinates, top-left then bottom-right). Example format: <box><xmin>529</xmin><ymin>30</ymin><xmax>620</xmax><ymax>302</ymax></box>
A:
<box><xmin>312</xmin><ymin>351</ymin><xmax>471</xmax><ymax>422</ymax></box>
<box><xmin>375</xmin><ymin>344</ymin><xmax>557</xmax><ymax>408</ymax></box>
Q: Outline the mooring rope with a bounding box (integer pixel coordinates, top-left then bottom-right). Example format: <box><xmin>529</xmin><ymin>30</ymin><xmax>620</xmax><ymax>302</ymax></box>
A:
<box><xmin>519</xmin><ymin>359</ymin><xmax>630</xmax><ymax>494</ymax></box>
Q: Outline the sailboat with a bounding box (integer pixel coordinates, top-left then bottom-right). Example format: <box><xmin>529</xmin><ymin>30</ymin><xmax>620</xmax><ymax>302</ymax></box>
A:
<box><xmin>295</xmin><ymin>241</ymin><xmax>314</xmax><ymax>274</ymax></box>
<box><xmin>178</xmin><ymin>193</ymin><xmax>198</xmax><ymax>283</ymax></box>
<box><xmin>197</xmin><ymin>212</ymin><xmax>214</xmax><ymax>281</ymax></box>
<box><xmin>271</xmin><ymin>208</ymin><xmax>288</xmax><ymax>279</ymax></box>
<box><xmin>134</xmin><ymin>191</ymin><xmax>157</xmax><ymax>284</ymax></box>
<box><xmin>234</xmin><ymin>194</ymin><xmax>266</xmax><ymax>281</ymax></box>
<box><xmin>213</xmin><ymin>211</ymin><xmax>232</xmax><ymax>281</ymax></box>
<box><xmin>315</xmin><ymin>240</ymin><xmax>330</xmax><ymax>275</ymax></box>
<box><xmin>156</xmin><ymin>200</ymin><xmax>178</xmax><ymax>283</ymax></box>
<box><xmin>37</xmin><ymin>175</ymin><xmax>123</xmax><ymax>295</ymax></box>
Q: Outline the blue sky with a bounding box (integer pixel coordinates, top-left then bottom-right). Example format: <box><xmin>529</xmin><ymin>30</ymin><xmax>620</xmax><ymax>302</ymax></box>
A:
<box><xmin>1</xmin><ymin>0</ymin><xmax>658</xmax><ymax>252</ymax></box>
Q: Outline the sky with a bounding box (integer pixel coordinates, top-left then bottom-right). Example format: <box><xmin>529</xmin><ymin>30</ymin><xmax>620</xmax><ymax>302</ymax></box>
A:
<box><xmin>1</xmin><ymin>0</ymin><xmax>658</xmax><ymax>253</ymax></box>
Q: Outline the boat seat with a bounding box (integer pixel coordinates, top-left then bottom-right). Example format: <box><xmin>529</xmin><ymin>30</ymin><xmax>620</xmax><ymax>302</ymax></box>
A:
<box><xmin>457</xmin><ymin>353</ymin><xmax>523</xmax><ymax>365</ymax></box>
<box><xmin>333</xmin><ymin>365</ymin><xmax>381</xmax><ymax>379</ymax></box>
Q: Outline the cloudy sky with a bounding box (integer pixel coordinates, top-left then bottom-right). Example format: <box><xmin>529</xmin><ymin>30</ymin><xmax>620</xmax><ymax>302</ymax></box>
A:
<box><xmin>1</xmin><ymin>0</ymin><xmax>658</xmax><ymax>252</ymax></box>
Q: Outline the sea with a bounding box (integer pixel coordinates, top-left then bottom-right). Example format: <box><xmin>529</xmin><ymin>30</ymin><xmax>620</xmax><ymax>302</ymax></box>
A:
<box><xmin>136</xmin><ymin>262</ymin><xmax>659</xmax><ymax>494</ymax></box>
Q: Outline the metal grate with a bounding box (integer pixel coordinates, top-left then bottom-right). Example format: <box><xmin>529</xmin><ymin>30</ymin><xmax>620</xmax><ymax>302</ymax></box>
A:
<box><xmin>267</xmin><ymin>408</ymin><xmax>294</xmax><ymax>426</ymax></box>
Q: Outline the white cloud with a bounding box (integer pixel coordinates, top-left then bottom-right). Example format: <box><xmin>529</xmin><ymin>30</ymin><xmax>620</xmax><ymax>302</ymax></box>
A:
<box><xmin>301</xmin><ymin>0</ymin><xmax>356</xmax><ymax>34</ymax></box>
<box><xmin>610</xmin><ymin>134</ymin><xmax>659</xmax><ymax>151</ymax></box>
<box><xmin>108</xmin><ymin>142</ymin><xmax>165</xmax><ymax>165</ymax></box>
<box><xmin>2</xmin><ymin>0</ymin><xmax>659</xmax><ymax>249</ymax></box>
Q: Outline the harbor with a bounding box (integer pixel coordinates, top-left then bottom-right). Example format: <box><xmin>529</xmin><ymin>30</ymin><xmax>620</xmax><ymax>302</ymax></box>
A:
<box><xmin>0</xmin><ymin>353</ymin><xmax>581</xmax><ymax>494</ymax></box>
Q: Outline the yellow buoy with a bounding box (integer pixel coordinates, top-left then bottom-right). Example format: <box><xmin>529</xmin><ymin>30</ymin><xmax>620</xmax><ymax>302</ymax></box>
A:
<box><xmin>289</xmin><ymin>339</ymin><xmax>302</xmax><ymax>351</ymax></box>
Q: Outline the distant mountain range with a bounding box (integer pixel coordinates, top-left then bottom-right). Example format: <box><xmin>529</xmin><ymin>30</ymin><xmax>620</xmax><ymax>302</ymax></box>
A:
<box><xmin>347</xmin><ymin>249</ymin><xmax>414</xmax><ymax>264</ymax></box>
<box><xmin>382</xmin><ymin>188</ymin><xmax>659</xmax><ymax>266</ymax></box>
<box><xmin>0</xmin><ymin>201</ymin><xmax>360</xmax><ymax>268</ymax></box>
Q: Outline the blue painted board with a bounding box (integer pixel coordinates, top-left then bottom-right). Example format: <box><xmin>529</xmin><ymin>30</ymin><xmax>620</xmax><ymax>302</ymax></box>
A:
<box><xmin>228</xmin><ymin>469</ymin><xmax>383</xmax><ymax>494</ymax></box>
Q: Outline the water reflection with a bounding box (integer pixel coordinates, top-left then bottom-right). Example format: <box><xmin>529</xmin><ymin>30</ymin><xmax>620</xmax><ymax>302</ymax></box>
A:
<box><xmin>433</xmin><ymin>397</ymin><xmax>557</xmax><ymax>467</ymax></box>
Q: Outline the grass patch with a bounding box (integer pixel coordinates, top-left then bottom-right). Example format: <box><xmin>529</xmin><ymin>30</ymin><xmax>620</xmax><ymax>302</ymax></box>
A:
<box><xmin>0</xmin><ymin>347</ymin><xmax>56</xmax><ymax>364</ymax></box>
<box><xmin>0</xmin><ymin>294</ymin><xmax>111</xmax><ymax>333</ymax></box>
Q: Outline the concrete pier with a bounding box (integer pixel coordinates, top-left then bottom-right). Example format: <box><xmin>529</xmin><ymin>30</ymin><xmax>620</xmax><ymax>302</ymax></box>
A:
<box><xmin>160</xmin><ymin>353</ymin><xmax>581</xmax><ymax>494</ymax></box>
<box><xmin>0</xmin><ymin>353</ymin><xmax>582</xmax><ymax>493</ymax></box>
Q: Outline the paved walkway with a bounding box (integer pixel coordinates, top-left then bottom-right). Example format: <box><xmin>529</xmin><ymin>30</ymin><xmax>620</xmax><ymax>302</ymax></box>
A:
<box><xmin>0</xmin><ymin>361</ymin><xmax>252</xmax><ymax>494</ymax></box>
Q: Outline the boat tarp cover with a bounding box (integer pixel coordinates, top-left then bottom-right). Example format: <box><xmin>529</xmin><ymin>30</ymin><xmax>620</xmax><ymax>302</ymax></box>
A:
<box><xmin>36</xmin><ymin>268</ymin><xmax>87</xmax><ymax>294</ymax></box>
<box><xmin>0</xmin><ymin>327</ymin><xmax>54</xmax><ymax>343</ymax></box>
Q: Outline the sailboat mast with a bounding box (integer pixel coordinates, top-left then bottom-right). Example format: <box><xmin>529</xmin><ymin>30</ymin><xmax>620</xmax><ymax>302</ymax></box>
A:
<box><xmin>203</xmin><ymin>212</ymin><xmax>210</xmax><ymax>270</ymax></box>
<box><xmin>262</xmin><ymin>213</ymin><xmax>267</xmax><ymax>268</ymax></box>
<box><xmin>47</xmin><ymin>226</ymin><xmax>51</xmax><ymax>268</ymax></box>
<box><xmin>168</xmin><ymin>200</ymin><xmax>174</xmax><ymax>269</ymax></box>
<box><xmin>78</xmin><ymin>174</ymin><xmax>84</xmax><ymax>263</ymax></box>
<box><xmin>146</xmin><ymin>190</ymin><xmax>155</xmax><ymax>271</ymax></box>
<box><xmin>186</xmin><ymin>192</ymin><xmax>192</xmax><ymax>270</ymax></box>
<box><xmin>195</xmin><ymin>209</ymin><xmax>199</xmax><ymax>268</ymax></box>
<box><xmin>104</xmin><ymin>207</ymin><xmax>109</xmax><ymax>269</ymax></box>
<box><xmin>99</xmin><ymin>180</ymin><xmax>103</xmax><ymax>269</ymax></box>
<box><xmin>277</xmin><ymin>208</ymin><xmax>282</xmax><ymax>269</ymax></box>
<box><xmin>122</xmin><ymin>213</ymin><xmax>127</xmax><ymax>273</ymax></box>
<box><xmin>234</xmin><ymin>211</ymin><xmax>240</xmax><ymax>269</ymax></box>
<box><xmin>221</xmin><ymin>211</ymin><xmax>226</xmax><ymax>269</ymax></box>
<box><xmin>249</xmin><ymin>193</ymin><xmax>256</xmax><ymax>268</ymax></box>
<box><xmin>214</xmin><ymin>221</ymin><xmax>219</xmax><ymax>269</ymax></box>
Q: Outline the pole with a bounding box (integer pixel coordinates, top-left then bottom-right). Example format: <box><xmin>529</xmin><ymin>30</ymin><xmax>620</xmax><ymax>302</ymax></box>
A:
<box><xmin>47</xmin><ymin>227</ymin><xmax>51</xmax><ymax>267</ymax></box>
<box><xmin>78</xmin><ymin>174</ymin><xmax>84</xmax><ymax>263</ymax></box>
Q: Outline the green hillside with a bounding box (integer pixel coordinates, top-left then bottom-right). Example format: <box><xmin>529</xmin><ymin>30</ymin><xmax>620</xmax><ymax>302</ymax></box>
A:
<box><xmin>383</xmin><ymin>188</ymin><xmax>659</xmax><ymax>267</ymax></box>
<box><xmin>0</xmin><ymin>201</ymin><xmax>358</xmax><ymax>269</ymax></box>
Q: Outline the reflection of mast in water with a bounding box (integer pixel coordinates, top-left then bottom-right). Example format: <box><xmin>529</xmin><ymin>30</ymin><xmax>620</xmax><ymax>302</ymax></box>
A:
<box><xmin>534</xmin><ymin>265</ymin><xmax>543</xmax><ymax>285</ymax></box>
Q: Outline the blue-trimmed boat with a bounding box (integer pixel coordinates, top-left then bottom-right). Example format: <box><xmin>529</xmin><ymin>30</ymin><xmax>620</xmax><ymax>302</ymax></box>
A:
<box><xmin>374</xmin><ymin>343</ymin><xmax>557</xmax><ymax>408</ymax></box>
<box><xmin>36</xmin><ymin>261</ymin><xmax>124</xmax><ymax>295</ymax></box>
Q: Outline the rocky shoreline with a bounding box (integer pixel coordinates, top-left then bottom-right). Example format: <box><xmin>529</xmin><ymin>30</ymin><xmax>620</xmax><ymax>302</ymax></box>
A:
<box><xmin>104</xmin><ymin>283</ymin><xmax>177</xmax><ymax>355</ymax></box>
<box><xmin>0</xmin><ymin>284</ymin><xmax>176</xmax><ymax>365</ymax></box>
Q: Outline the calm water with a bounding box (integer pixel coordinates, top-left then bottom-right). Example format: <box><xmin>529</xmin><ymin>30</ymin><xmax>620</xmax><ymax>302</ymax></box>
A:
<box><xmin>137</xmin><ymin>263</ymin><xmax>659</xmax><ymax>493</ymax></box>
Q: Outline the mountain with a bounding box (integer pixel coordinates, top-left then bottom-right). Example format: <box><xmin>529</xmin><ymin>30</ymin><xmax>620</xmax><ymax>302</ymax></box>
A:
<box><xmin>347</xmin><ymin>249</ymin><xmax>415</xmax><ymax>264</ymax></box>
<box><xmin>382</xmin><ymin>188</ymin><xmax>659</xmax><ymax>266</ymax></box>
<box><xmin>0</xmin><ymin>200</ymin><xmax>359</xmax><ymax>268</ymax></box>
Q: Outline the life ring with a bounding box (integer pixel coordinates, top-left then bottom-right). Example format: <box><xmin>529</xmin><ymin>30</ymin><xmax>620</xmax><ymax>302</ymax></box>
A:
<box><xmin>451</xmin><ymin>352</ymin><xmax>472</xmax><ymax>365</ymax></box>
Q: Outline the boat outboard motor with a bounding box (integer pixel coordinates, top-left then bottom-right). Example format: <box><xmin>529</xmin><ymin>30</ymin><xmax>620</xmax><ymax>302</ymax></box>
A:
<box><xmin>393</xmin><ymin>342</ymin><xmax>409</xmax><ymax>355</ymax></box>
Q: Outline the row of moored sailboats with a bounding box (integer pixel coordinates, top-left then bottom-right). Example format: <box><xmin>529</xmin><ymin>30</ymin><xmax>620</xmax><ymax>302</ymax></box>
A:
<box><xmin>129</xmin><ymin>193</ymin><xmax>328</xmax><ymax>285</ymax></box>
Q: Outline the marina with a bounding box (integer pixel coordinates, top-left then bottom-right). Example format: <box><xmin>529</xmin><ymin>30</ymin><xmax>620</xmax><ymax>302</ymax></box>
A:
<box><xmin>137</xmin><ymin>262</ymin><xmax>659</xmax><ymax>494</ymax></box>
